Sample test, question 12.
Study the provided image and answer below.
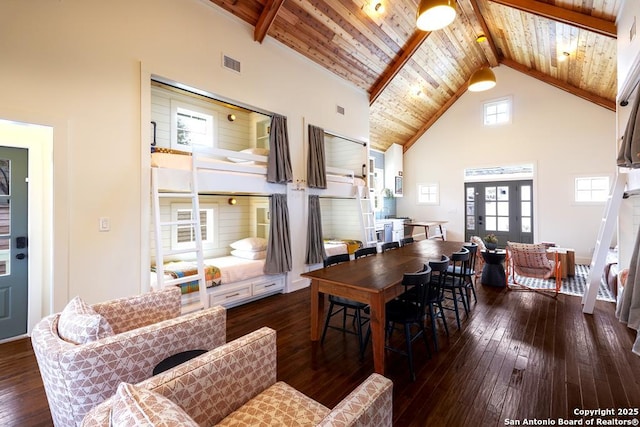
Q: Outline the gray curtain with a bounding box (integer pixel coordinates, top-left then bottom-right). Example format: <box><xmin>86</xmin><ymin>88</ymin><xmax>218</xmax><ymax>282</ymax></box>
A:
<box><xmin>307</xmin><ymin>125</ymin><xmax>327</xmax><ymax>189</ymax></box>
<box><xmin>266</xmin><ymin>114</ymin><xmax>293</xmax><ymax>183</ymax></box>
<box><xmin>305</xmin><ymin>195</ymin><xmax>327</xmax><ymax>264</ymax></box>
<box><xmin>616</xmin><ymin>224</ymin><xmax>640</xmax><ymax>355</ymax></box>
<box><xmin>617</xmin><ymin>91</ymin><xmax>640</xmax><ymax>168</ymax></box>
<box><xmin>264</xmin><ymin>193</ymin><xmax>292</xmax><ymax>274</ymax></box>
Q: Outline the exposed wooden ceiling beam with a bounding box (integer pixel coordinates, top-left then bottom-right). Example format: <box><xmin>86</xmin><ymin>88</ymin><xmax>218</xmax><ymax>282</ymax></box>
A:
<box><xmin>403</xmin><ymin>83</ymin><xmax>468</xmax><ymax>152</ymax></box>
<box><xmin>254</xmin><ymin>0</ymin><xmax>286</xmax><ymax>43</ymax></box>
<box><xmin>369</xmin><ymin>31</ymin><xmax>432</xmax><ymax>105</ymax></box>
<box><xmin>501</xmin><ymin>58</ymin><xmax>615</xmax><ymax>111</ymax></box>
<box><xmin>489</xmin><ymin>0</ymin><xmax>616</xmax><ymax>38</ymax></box>
<box><xmin>467</xmin><ymin>0</ymin><xmax>501</xmax><ymax>66</ymax></box>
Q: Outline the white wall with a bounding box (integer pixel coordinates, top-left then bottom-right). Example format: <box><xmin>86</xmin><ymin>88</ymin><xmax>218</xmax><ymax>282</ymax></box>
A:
<box><xmin>398</xmin><ymin>66</ymin><xmax>616</xmax><ymax>263</ymax></box>
<box><xmin>0</xmin><ymin>0</ymin><xmax>369</xmax><ymax>313</ymax></box>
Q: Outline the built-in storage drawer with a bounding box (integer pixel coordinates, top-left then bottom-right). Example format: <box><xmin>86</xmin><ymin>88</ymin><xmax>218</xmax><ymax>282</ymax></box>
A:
<box><xmin>210</xmin><ymin>284</ymin><xmax>252</xmax><ymax>306</ymax></box>
<box><xmin>253</xmin><ymin>276</ymin><xmax>285</xmax><ymax>296</ymax></box>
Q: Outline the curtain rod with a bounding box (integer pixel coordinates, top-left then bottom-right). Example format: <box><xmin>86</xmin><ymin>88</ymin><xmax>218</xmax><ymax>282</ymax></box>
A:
<box><xmin>318</xmin><ymin>195</ymin><xmax>357</xmax><ymax>200</ymax></box>
<box><xmin>619</xmin><ymin>56</ymin><xmax>640</xmax><ymax>106</ymax></box>
<box><xmin>323</xmin><ymin>129</ymin><xmax>368</xmax><ymax>147</ymax></box>
<box><xmin>198</xmin><ymin>192</ymin><xmax>271</xmax><ymax>197</ymax></box>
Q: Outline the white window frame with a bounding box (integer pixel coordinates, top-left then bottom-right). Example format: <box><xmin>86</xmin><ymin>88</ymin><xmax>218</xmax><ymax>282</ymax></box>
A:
<box><xmin>574</xmin><ymin>176</ymin><xmax>610</xmax><ymax>204</ymax></box>
<box><xmin>170</xmin><ymin>100</ymin><xmax>217</xmax><ymax>152</ymax></box>
<box><xmin>483</xmin><ymin>96</ymin><xmax>512</xmax><ymax>126</ymax></box>
<box><xmin>417</xmin><ymin>182</ymin><xmax>439</xmax><ymax>205</ymax></box>
<box><xmin>170</xmin><ymin>202</ymin><xmax>218</xmax><ymax>250</ymax></box>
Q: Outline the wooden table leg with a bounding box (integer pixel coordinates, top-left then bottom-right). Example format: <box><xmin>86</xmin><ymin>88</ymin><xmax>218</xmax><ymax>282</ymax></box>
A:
<box><xmin>369</xmin><ymin>293</ymin><xmax>386</xmax><ymax>375</ymax></box>
<box><xmin>310</xmin><ymin>279</ymin><xmax>324</xmax><ymax>341</ymax></box>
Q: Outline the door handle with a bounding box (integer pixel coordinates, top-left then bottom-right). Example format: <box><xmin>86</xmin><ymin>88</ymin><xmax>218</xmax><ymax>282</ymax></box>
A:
<box><xmin>16</xmin><ymin>253</ymin><xmax>25</xmax><ymax>260</ymax></box>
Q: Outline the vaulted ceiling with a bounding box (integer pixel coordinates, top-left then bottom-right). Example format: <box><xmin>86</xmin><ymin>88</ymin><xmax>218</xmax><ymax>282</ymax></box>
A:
<box><xmin>207</xmin><ymin>0</ymin><xmax>620</xmax><ymax>152</ymax></box>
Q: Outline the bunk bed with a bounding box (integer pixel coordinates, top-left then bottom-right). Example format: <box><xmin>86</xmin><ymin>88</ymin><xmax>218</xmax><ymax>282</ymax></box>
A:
<box><xmin>150</xmin><ymin>145</ymin><xmax>291</xmax><ymax>308</ymax></box>
<box><xmin>305</xmin><ymin>125</ymin><xmax>374</xmax><ymax>265</ymax></box>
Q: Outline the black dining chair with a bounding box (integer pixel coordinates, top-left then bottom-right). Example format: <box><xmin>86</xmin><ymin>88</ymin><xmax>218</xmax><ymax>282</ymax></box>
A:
<box><xmin>398</xmin><ymin>256</ymin><xmax>450</xmax><ymax>352</ymax></box>
<box><xmin>381</xmin><ymin>267</ymin><xmax>432</xmax><ymax>381</ymax></box>
<box><xmin>321</xmin><ymin>254</ymin><xmax>369</xmax><ymax>357</ymax></box>
<box><xmin>400</xmin><ymin>237</ymin><xmax>415</xmax><ymax>246</ymax></box>
<box><xmin>424</xmin><ymin>255</ymin><xmax>450</xmax><ymax>351</ymax></box>
<box><xmin>354</xmin><ymin>246</ymin><xmax>377</xmax><ymax>258</ymax></box>
<box><xmin>381</xmin><ymin>241</ymin><xmax>400</xmax><ymax>252</ymax></box>
<box><xmin>442</xmin><ymin>248</ymin><xmax>470</xmax><ymax>329</ymax></box>
<box><xmin>462</xmin><ymin>242</ymin><xmax>479</xmax><ymax>304</ymax></box>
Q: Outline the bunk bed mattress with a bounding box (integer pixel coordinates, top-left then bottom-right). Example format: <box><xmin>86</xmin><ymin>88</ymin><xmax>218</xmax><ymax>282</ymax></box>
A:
<box><xmin>151</xmin><ymin>152</ymin><xmax>192</xmax><ymax>170</ymax></box>
<box><xmin>151</xmin><ymin>256</ymin><xmax>266</xmax><ymax>294</ymax></box>
<box><xmin>324</xmin><ymin>239</ymin><xmax>362</xmax><ymax>255</ymax></box>
<box><xmin>324</xmin><ymin>241</ymin><xmax>348</xmax><ymax>256</ymax></box>
<box><xmin>203</xmin><ymin>256</ymin><xmax>265</xmax><ymax>284</ymax></box>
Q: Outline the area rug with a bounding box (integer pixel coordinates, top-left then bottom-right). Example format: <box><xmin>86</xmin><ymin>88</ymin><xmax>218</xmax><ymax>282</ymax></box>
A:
<box><xmin>511</xmin><ymin>264</ymin><xmax>615</xmax><ymax>302</ymax></box>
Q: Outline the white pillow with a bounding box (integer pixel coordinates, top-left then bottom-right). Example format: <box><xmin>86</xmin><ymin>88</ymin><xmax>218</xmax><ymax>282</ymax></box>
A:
<box><xmin>58</xmin><ymin>296</ymin><xmax>114</xmax><ymax>345</ymax></box>
<box><xmin>231</xmin><ymin>249</ymin><xmax>267</xmax><ymax>260</ymax></box>
<box><xmin>230</xmin><ymin>237</ymin><xmax>267</xmax><ymax>252</ymax></box>
<box><xmin>227</xmin><ymin>148</ymin><xmax>269</xmax><ymax>163</ymax></box>
<box><xmin>111</xmin><ymin>382</ymin><xmax>199</xmax><ymax>427</ymax></box>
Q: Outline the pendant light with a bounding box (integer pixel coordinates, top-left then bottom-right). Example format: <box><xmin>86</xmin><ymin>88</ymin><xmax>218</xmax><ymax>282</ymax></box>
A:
<box><xmin>468</xmin><ymin>67</ymin><xmax>496</xmax><ymax>92</ymax></box>
<box><xmin>416</xmin><ymin>0</ymin><xmax>456</xmax><ymax>31</ymax></box>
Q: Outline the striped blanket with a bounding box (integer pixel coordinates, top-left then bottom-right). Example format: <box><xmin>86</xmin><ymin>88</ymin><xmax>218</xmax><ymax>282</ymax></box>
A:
<box><xmin>152</xmin><ymin>261</ymin><xmax>222</xmax><ymax>295</ymax></box>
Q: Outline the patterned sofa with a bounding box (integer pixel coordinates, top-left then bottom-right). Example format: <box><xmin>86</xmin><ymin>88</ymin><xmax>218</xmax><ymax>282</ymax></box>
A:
<box><xmin>82</xmin><ymin>327</ymin><xmax>393</xmax><ymax>426</ymax></box>
<box><xmin>31</xmin><ymin>287</ymin><xmax>227</xmax><ymax>427</ymax></box>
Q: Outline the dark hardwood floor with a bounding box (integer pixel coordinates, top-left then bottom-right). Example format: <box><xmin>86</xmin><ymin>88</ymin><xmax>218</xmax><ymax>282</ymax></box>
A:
<box><xmin>3</xmin><ymin>283</ymin><xmax>640</xmax><ymax>426</ymax></box>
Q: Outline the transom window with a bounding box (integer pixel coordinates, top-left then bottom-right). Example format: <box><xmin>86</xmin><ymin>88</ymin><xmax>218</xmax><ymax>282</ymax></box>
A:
<box><xmin>483</xmin><ymin>97</ymin><xmax>512</xmax><ymax>126</ymax></box>
<box><xmin>170</xmin><ymin>203</ymin><xmax>218</xmax><ymax>250</ymax></box>
<box><xmin>575</xmin><ymin>176</ymin><xmax>609</xmax><ymax>203</ymax></box>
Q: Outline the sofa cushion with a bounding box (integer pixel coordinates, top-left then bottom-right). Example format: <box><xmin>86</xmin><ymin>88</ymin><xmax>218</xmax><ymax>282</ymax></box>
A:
<box><xmin>58</xmin><ymin>296</ymin><xmax>114</xmax><ymax>344</ymax></box>
<box><xmin>216</xmin><ymin>381</ymin><xmax>330</xmax><ymax>426</ymax></box>
<box><xmin>111</xmin><ymin>382</ymin><xmax>199</xmax><ymax>427</ymax></box>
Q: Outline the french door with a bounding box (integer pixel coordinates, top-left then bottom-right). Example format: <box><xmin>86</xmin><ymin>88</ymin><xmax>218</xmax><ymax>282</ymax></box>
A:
<box><xmin>464</xmin><ymin>180</ymin><xmax>533</xmax><ymax>246</ymax></box>
<box><xmin>0</xmin><ymin>147</ymin><xmax>29</xmax><ymax>340</ymax></box>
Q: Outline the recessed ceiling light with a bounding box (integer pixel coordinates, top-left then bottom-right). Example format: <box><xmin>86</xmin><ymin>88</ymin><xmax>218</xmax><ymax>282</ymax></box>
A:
<box><xmin>476</xmin><ymin>35</ymin><xmax>487</xmax><ymax>43</ymax></box>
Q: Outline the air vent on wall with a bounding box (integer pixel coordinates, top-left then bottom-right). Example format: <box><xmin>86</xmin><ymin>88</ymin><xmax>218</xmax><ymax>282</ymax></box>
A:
<box><xmin>336</xmin><ymin>105</ymin><xmax>345</xmax><ymax>115</ymax></box>
<box><xmin>222</xmin><ymin>54</ymin><xmax>241</xmax><ymax>74</ymax></box>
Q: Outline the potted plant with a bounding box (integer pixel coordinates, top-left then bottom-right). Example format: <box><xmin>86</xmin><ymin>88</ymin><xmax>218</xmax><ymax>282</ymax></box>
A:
<box><xmin>484</xmin><ymin>233</ymin><xmax>498</xmax><ymax>251</ymax></box>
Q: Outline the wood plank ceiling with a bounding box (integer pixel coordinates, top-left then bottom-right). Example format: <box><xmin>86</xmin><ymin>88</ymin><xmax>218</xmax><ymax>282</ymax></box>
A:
<box><xmin>207</xmin><ymin>0</ymin><xmax>620</xmax><ymax>152</ymax></box>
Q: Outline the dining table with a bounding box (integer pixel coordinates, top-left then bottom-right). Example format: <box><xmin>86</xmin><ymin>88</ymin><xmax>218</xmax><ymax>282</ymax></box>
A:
<box><xmin>302</xmin><ymin>238</ymin><xmax>466</xmax><ymax>376</ymax></box>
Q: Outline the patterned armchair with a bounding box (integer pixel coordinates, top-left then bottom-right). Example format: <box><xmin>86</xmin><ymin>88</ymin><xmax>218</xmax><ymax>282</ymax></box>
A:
<box><xmin>506</xmin><ymin>241</ymin><xmax>561</xmax><ymax>296</ymax></box>
<box><xmin>31</xmin><ymin>287</ymin><xmax>226</xmax><ymax>427</ymax></box>
<box><xmin>82</xmin><ymin>327</ymin><xmax>393</xmax><ymax>427</ymax></box>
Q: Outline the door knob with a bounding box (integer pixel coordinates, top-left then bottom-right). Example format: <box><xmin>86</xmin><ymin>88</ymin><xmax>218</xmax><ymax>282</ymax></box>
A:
<box><xmin>16</xmin><ymin>253</ymin><xmax>25</xmax><ymax>260</ymax></box>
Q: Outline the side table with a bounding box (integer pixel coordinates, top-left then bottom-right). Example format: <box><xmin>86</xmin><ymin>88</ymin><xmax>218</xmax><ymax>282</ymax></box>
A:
<box><xmin>481</xmin><ymin>250</ymin><xmax>506</xmax><ymax>287</ymax></box>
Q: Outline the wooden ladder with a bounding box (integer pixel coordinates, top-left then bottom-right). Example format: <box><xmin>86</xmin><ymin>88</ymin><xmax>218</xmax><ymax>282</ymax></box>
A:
<box><xmin>357</xmin><ymin>185</ymin><xmax>378</xmax><ymax>248</ymax></box>
<box><xmin>582</xmin><ymin>173</ymin><xmax>626</xmax><ymax>314</ymax></box>
<box><xmin>151</xmin><ymin>154</ymin><xmax>209</xmax><ymax>313</ymax></box>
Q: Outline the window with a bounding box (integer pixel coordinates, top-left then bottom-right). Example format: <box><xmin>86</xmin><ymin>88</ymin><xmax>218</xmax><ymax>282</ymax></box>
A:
<box><xmin>170</xmin><ymin>203</ymin><xmax>218</xmax><ymax>250</ymax></box>
<box><xmin>170</xmin><ymin>100</ymin><xmax>216</xmax><ymax>152</ymax></box>
<box><xmin>483</xmin><ymin>97</ymin><xmax>511</xmax><ymax>126</ymax></box>
<box><xmin>417</xmin><ymin>183</ymin><xmax>439</xmax><ymax>205</ymax></box>
<box><xmin>575</xmin><ymin>176</ymin><xmax>609</xmax><ymax>203</ymax></box>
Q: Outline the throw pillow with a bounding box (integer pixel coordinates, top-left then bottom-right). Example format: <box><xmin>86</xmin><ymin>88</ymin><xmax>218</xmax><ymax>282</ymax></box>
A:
<box><xmin>58</xmin><ymin>296</ymin><xmax>114</xmax><ymax>345</ymax></box>
<box><xmin>111</xmin><ymin>382</ymin><xmax>198</xmax><ymax>427</ymax></box>
<box><xmin>230</xmin><ymin>237</ymin><xmax>267</xmax><ymax>252</ymax></box>
<box><xmin>231</xmin><ymin>249</ymin><xmax>267</xmax><ymax>260</ymax></box>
